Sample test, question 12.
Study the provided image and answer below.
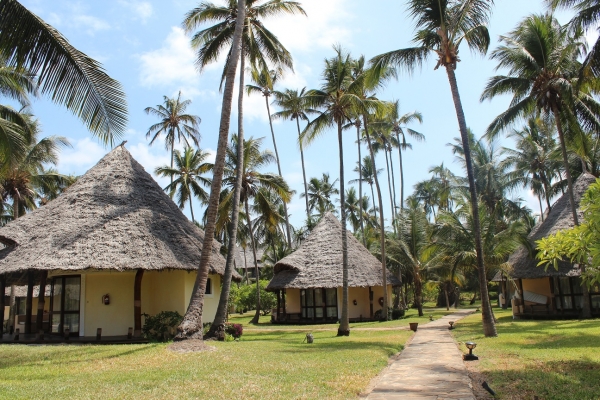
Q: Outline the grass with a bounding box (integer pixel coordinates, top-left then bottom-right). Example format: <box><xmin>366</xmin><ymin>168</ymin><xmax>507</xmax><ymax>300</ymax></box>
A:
<box><xmin>452</xmin><ymin>307</ymin><xmax>600</xmax><ymax>400</ymax></box>
<box><xmin>0</xmin><ymin>321</ymin><xmax>418</xmax><ymax>399</ymax></box>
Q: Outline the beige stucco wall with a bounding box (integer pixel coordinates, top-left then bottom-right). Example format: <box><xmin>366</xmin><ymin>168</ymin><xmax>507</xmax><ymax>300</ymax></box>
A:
<box><xmin>348</xmin><ymin>287</ymin><xmax>371</xmax><ymax>319</ymax></box>
<box><xmin>522</xmin><ymin>278</ymin><xmax>552</xmax><ymax>298</ymax></box>
<box><xmin>47</xmin><ymin>270</ymin><xmax>221</xmax><ymax>337</ymax></box>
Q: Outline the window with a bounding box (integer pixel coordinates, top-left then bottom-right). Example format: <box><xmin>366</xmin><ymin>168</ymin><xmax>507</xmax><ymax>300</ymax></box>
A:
<box><xmin>16</xmin><ymin>297</ymin><xmax>26</xmax><ymax>315</ymax></box>
<box><xmin>205</xmin><ymin>278</ymin><xmax>212</xmax><ymax>295</ymax></box>
<box><xmin>301</xmin><ymin>288</ymin><xmax>337</xmax><ymax>320</ymax></box>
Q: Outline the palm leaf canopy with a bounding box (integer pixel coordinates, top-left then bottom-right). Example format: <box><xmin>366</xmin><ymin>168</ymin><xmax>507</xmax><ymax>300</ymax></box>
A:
<box><xmin>0</xmin><ymin>0</ymin><xmax>128</xmax><ymax>145</ymax></box>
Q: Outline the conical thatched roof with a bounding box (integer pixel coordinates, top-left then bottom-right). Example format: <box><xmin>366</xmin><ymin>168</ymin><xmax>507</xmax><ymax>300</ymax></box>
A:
<box><xmin>0</xmin><ymin>146</ymin><xmax>239</xmax><ymax>282</ymax></box>
<box><xmin>267</xmin><ymin>213</ymin><xmax>400</xmax><ymax>290</ymax></box>
<box><xmin>507</xmin><ymin>173</ymin><xmax>597</xmax><ymax>279</ymax></box>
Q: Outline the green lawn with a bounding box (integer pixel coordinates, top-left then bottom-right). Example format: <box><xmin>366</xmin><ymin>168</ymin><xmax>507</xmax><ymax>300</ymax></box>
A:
<box><xmin>452</xmin><ymin>308</ymin><xmax>600</xmax><ymax>400</ymax></box>
<box><xmin>0</xmin><ymin>324</ymin><xmax>415</xmax><ymax>399</ymax></box>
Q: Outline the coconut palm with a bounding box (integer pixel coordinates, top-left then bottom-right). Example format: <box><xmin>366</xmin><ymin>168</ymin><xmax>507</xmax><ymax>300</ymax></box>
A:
<box><xmin>343</xmin><ymin>187</ymin><xmax>364</xmax><ymax>233</ymax></box>
<box><xmin>222</xmin><ymin>135</ymin><xmax>291</xmax><ymax>323</ymax></box>
<box><xmin>350</xmin><ymin>155</ymin><xmax>382</xmax><ymax>219</ymax></box>
<box><xmin>271</xmin><ymin>87</ymin><xmax>317</xmax><ymax>220</ymax></box>
<box><xmin>155</xmin><ymin>147</ymin><xmax>213</xmax><ymax>223</ymax></box>
<box><xmin>145</xmin><ymin>92</ymin><xmax>201</xmax><ymax>184</ymax></box>
<box><xmin>246</xmin><ymin>66</ymin><xmax>293</xmax><ymax>247</ymax></box>
<box><xmin>371</xmin><ymin>0</ymin><xmax>497</xmax><ymax>336</ymax></box>
<box><xmin>303</xmin><ymin>173</ymin><xmax>339</xmax><ymax>217</ymax></box>
<box><xmin>304</xmin><ymin>47</ymin><xmax>367</xmax><ymax>335</ymax></box>
<box><xmin>482</xmin><ymin>13</ymin><xmax>600</xmax><ymax>227</ymax></box>
<box><xmin>0</xmin><ymin>0</ymin><xmax>127</xmax><ymax>144</ymax></box>
<box><xmin>175</xmin><ymin>0</ymin><xmax>246</xmax><ymax>342</ymax></box>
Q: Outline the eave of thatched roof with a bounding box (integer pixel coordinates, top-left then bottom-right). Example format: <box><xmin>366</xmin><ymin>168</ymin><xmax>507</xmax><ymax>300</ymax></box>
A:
<box><xmin>267</xmin><ymin>213</ymin><xmax>400</xmax><ymax>290</ymax></box>
<box><xmin>0</xmin><ymin>146</ymin><xmax>240</xmax><ymax>283</ymax></box>
<box><xmin>507</xmin><ymin>173</ymin><xmax>597</xmax><ymax>280</ymax></box>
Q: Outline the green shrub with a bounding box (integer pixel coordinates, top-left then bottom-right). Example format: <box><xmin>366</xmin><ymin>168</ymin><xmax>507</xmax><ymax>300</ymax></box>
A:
<box><xmin>391</xmin><ymin>308</ymin><xmax>405</xmax><ymax>320</ymax></box>
<box><xmin>141</xmin><ymin>311</ymin><xmax>183</xmax><ymax>342</ymax></box>
<box><xmin>229</xmin><ymin>280</ymin><xmax>276</xmax><ymax>315</ymax></box>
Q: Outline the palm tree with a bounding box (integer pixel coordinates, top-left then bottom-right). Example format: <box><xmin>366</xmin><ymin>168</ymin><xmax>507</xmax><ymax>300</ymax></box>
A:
<box><xmin>371</xmin><ymin>0</ymin><xmax>497</xmax><ymax>336</ymax></box>
<box><xmin>155</xmin><ymin>147</ymin><xmax>212</xmax><ymax>223</ymax></box>
<box><xmin>246</xmin><ymin>66</ymin><xmax>293</xmax><ymax>247</ymax></box>
<box><xmin>145</xmin><ymin>91</ymin><xmax>201</xmax><ymax>184</ymax></box>
<box><xmin>350</xmin><ymin>155</ymin><xmax>382</xmax><ymax>219</ymax></box>
<box><xmin>548</xmin><ymin>0</ymin><xmax>600</xmax><ymax>76</ymax></box>
<box><xmin>304</xmin><ymin>47</ymin><xmax>365</xmax><ymax>335</ymax></box>
<box><xmin>343</xmin><ymin>187</ymin><xmax>363</xmax><ymax>233</ymax></box>
<box><xmin>271</xmin><ymin>87</ymin><xmax>316</xmax><ymax>221</ymax></box>
<box><xmin>303</xmin><ymin>173</ymin><xmax>339</xmax><ymax>217</ymax></box>
<box><xmin>502</xmin><ymin>118</ymin><xmax>562</xmax><ymax>221</ymax></box>
<box><xmin>222</xmin><ymin>135</ymin><xmax>291</xmax><ymax>323</ymax></box>
<box><xmin>175</xmin><ymin>0</ymin><xmax>246</xmax><ymax>342</ymax></box>
<box><xmin>482</xmin><ymin>13</ymin><xmax>600</xmax><ymax>228</ymax></box>
<box><xmin>183</xmin><ymin>0</ymin><xmax>304</xmax><ymax>338</ymax></box>
<box><xmin>0</xmin><ymin>0</ymin><xmax>127</xmax><ymax>144</ymax></box>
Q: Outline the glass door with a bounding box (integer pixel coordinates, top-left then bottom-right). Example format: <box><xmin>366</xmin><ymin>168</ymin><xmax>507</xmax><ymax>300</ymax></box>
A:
<box><xmin>50</xmin><ymin>276</ymin><xmax>81</xmax><ymax>336</ymax></box>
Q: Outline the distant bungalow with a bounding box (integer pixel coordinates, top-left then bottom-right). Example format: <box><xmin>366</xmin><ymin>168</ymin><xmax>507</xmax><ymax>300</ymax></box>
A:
<box><xmin>0</xmin><ymin>145</ymin><xmax>239</xmax><ymax>339</ymax></box>
<box><xmin>498</xmin><ymin>173</ymin><xmax>600</xmax><ymax>318</ymax></box>
<box><xmin>267</xmin><ymin>213</ymin><xmax>400</xmax><ymax>323</ymax></box>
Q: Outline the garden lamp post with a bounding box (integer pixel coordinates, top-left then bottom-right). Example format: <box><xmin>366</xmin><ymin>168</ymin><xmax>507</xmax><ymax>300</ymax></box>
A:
<box><xmin>463</xmin><ymin>341</ymin><xmax>478</xmax><ymax>361</ymax></box>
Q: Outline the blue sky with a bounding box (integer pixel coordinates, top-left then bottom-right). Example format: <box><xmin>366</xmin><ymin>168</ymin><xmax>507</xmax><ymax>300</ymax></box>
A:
<box><xmin>18</xmin><ymin>0</ymin><xmax>588</xmax><ymax>228</ymax></box>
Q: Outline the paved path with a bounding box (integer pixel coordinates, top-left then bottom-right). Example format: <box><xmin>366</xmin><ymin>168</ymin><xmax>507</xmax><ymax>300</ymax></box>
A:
<box><xmin>367</xmin><ymin>309</ymin><xmax>476</xmax><ymax>400</ymax></box>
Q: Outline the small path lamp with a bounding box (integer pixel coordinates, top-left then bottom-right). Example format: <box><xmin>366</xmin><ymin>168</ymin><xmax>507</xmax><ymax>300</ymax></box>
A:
<box><xmin>463</xmin><ymin>341</ymin><xmax>478</xmax><ymax>361</ymax></box>
<box><xmin>448</xmin><ymin>321</ymin><xmax>454</xmax><ymax>330</ymax></box>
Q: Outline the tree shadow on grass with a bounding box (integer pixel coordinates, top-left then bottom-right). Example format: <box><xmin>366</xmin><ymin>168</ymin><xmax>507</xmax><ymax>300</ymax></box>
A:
<box><xmin>0</xmin><ymin>343</ymin><xmax>159</xmax><ymax>370</ymax></box>
<box><xmin>483</xmin><ymin>359</ymin><xmax>600</xmax><ymax>400</ymax></box>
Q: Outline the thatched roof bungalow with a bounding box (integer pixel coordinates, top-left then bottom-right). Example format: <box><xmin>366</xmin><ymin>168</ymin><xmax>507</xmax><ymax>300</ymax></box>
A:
<box><xmin>267</xmin><ymin>213</ymin><xmax>400</xmax><ymax>323</ymax></box>
<box><xmin>0</xmin><ymin>145</ymin><xmax>239</xmax><ymax>339</ymax></box>
<box><xmin>501</xmin><ymin>173</ymin><xmax>600</xmax><ymax>318</ymax></box>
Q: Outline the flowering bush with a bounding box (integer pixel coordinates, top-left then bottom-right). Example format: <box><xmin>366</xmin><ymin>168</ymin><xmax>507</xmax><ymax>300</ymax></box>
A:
<box><xmin>224</xmin><ymin>323</ymin><xmax>243</xmax><ymax>339</ymax></box>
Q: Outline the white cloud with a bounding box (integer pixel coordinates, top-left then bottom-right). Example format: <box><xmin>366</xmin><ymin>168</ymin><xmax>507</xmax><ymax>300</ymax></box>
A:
<box><xmin>58</xmin><ymin>137</ymin><xmax>107</xmax><ymax>174</ymax></box>
<box><xmin>46</xmin><ymin>12</ymin><xmax>62</xmax><ymax>26</ymax></box>
<box><xmin>73</xmin><ymin>14</ymin><xmax>111</xmax><ymax>35</ymax></box>
<box><xmin>138</xmin><ymin>27</ymin><xmax>199</xmax><ymax>91</ymax></box>
<box><xmin>267</xmin><ymin>0</ymin><xmax>353</xmax><ymax>53</ymax></box>
<box><xmin>118</xmin><ymin>0</ymin><xmax>153</xmax><ymax>23</ymax></box>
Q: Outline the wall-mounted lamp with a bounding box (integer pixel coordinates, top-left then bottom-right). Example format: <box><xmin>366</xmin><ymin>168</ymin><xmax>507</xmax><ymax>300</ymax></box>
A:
<box><xmin>102</xmin><ymin>294</ymin><xmax>110</xmax><ymax>305</ymax></box>
<box><xmin>353</xmin><ymin>299</ymin><xmax>357</xmax><ymax>306</ymax></box>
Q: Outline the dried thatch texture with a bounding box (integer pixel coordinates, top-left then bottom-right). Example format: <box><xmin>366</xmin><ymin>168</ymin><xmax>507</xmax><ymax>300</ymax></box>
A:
<box><xmin>0</xmin><ymin>146</ymin><xmax>239</xmax><ymax>282</ymax></box>
<box><xmin>267</xmin><ymin>213</ymin><xmax>400</xmax><ymax>290</ymax></box>
<box><xmin>508</xmin><ymin>173</ymin><xmax>597</xmax><ymax>279</ymax></box>
<box><xmin>4</xmin><ymin>285</ymin><xmax>50</xmax><ymax>297</ymax></box>
<box><xmin>234</xmin><ymin>245</ymin><xmax>264</xmax><ymax>270</ymax></box>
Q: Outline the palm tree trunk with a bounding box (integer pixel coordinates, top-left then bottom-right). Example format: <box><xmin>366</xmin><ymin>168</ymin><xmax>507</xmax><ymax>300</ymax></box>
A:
<box><xmin>356</xmin><ymin>122</ymin><xmax>366</xmax><ymax>247</ymax></box>
<box><xmin>243</xmin><ymin>246</ymin><xmax>249</xmax><ymax>285</ymax></box>
<box><xmin>13</xmin><ymin>197</ymin><xmax>19</xmax><ymax>220</ymax></box>
<box><xmin>207</xmin><ymin>44</ymin><xmax>247</xmax><ymax>338</ymax></box>
<box><xmin>552</xmin><ymin>107</ymin><xmax>579</xmax><ymax>226</ymax></box>
<box><xmin>538</xmin><ymin>194</ymin><xmax>544</xmax><ymax>222</ymax></box>
<box><xmin>297</xmin><ymin>117</ymin><xmax>310</xmax><ymax>221</ymax></box>
<box><xmin>247</xmin><ymin>200</ymin><xmax>262</xmax><ymax>324</ymax></box>
<box><xmin>175</xmin><ymin>0</ymin><xmax>245</xmax><ymax>341</ymax></box>
<box><xmin>396</xmin><ymin>136</ymin><xmax>405</xmax><ymax>211</ymax></box>
<box><xmin>388</xmin><ymin>148</ymin><xmax>398</xmax><ymax>222</ymax></box>
<box><xmin>0</xmin><ymin>276</ymin><xmax>5</xmax><ymax>334</ymax></box>
<box><xmin>370</xmin><ymin>183</ymin><xmax>377</xmax><ymax>219</ymax></box>
<box><xmin>414</xmin><ymin>270</ymin><xmax>423</xmax><ymax>316</ymax></box>
<box><xmin>363</xmin><ymin>116</ymin><xmax>388</xmax><ymax>321</ymax></box>
<box><xmin>189</xmin><ymin>196</ymin><xmax>195</xmax><ymax>223</ymax></box>
<box><xmin>444</xmin><ymin>283</ymin><xmax>450</xmax><ymax>311</ymax></box>
<box><xmin>170</xmin><ymin>137</ymin><xmax>175</xmax><ymax>186</ymax></box>
<box><xmin>337</xmin><ymin>118</ymin><xmax>350</xmax><ymax>336</ymax></box>
<box><xmin>445</xmin><ymin>66</ymin><xmax>496</xmax><ymax>337</ymax></box>
<box><xmin>383</xmin><ymin>145</ymin><xmax>396</xmax><ymax>234</ymax></box>
<box><xmin>265</xmin><ymin>97</ymin><xmax>292</xmax><ymax>247</ymax></box>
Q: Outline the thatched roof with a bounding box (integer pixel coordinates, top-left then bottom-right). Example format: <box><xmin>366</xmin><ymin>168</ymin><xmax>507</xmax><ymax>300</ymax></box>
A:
<box><xmin>234</xmin><ymin>245</ymin><xmax>265</xmax><ymax>270</ymax></box>
<box><xmin>0</xmin><ymin>145</ymin><xmax>240</xmax><ymax>283</ymax></box>
<box><xmin>4</xmin><ymin>285</ymin><xmax>50</xmax><ymax>298</ymax></box>
<box><xmin>267</xmin><ymin>213</ymin><xmax>400</xmax><ymax>290</ymax></box>
<box><xmin>507</xmin><ymin>173</ymin><xmax>597</xmax><ymax>279</ymax></box>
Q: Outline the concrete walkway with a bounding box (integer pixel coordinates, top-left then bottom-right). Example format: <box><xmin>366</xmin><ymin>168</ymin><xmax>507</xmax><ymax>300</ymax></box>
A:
<box><xmin>367</xmin><ymin>309</ymin><xmax>476</xmax><ymax>400</ymax></box>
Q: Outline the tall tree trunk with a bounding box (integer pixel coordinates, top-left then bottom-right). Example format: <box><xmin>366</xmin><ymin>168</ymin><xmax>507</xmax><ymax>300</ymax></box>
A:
<box><xmin>0</xmin><ymin>275</ymin><xmax>5</xmax><ymax>334</ymax></box>
<box><xmin>208</xmin><ymin>50</ymin><xmax>247</xmax><ymax>337</ymax></box>
<box><xmin>25</xmin><ymin>271</ymin><xmax>33</xmax><ymax>334</ymax></box>
<box><xmin>363</xmin><ymin>116</ymin><xmax>389</xmax><ymax>321</ymax></box>
<box><xmin>383</xmin><ymin>145</ymin><xmax>396</xmax><ymax>234</ymax></box>
<box><xmin>189</xmin><ymin>196</ymin><xmax>195</xmax><ymax>223</ymax></box>
<box><xmin>133</xmin><ymin>269</ymin><xmax>144</xmax><ymax>337</ymax></box>
<box><xmin>175</xmin><ymin>0</ymin><xmax>245</xmax><ymax>341</ymax></box>
<box><xmin>265</xmin><ymin>97</ymin><xmax>292</xmax><ymax>247</ymax></box>
<box><xmin>396</xmin><ymin>137</ymin><xmax>405</xmax><ymax>211</ymax></box>
<box><xmin>297</xmin><ymin>117</ymin><xmax>310</xmax><ymax>221</ymax></box>
<box><xmin>445</xmin><ymin>66</ymin><xmax>496</xmax><ymax>337</ymax></box>
<box><xmin>388</xmin><ymin>148</ymin><xmax>398</xmax><ymax>224</ymax></box>
<box><xmin>355</xmin><ymin>121</ymin><xmax>366</xmax><ymax>247</ymax></box>
<box><xmin>8</xmin><ymin>284</ymin><xmax>15</xmax><ymax>333</ymax></box>
<box><xmin>444</xmin><ymin>283</ymin><xmax>450</xmax><ymax>311</ymax></box>
<box><xmin>553</xmin><ymin>107</ymin><xmax>579</xmax><ymax>226</ymax></box>
<box><xmin>247</xmin><ymin>200</ymin><xmax>262</xmax><ymax>324</ymax></box>
<box><xmin>414</xmin><ymin>270</ymin><xmax>423</xmax><ymax>316</ymax></box>
<box><xmin>370</xmin><ymin>183</ymin><xmax>377</xmax><ymax>219</ymax></box>
<box><xmin>243</xmin><ymin>246</ymin><xmax>249</xmax><ymax>285</ymax></box>
<box><xmin>538</xmin><ymin>194</ymin><xmax>544</xmax><ymax>222</ymax></box>
<box><xmin>337</xmin><ymin>119</ymin><xmax>350</xmax><ymax>336</ymax></box>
